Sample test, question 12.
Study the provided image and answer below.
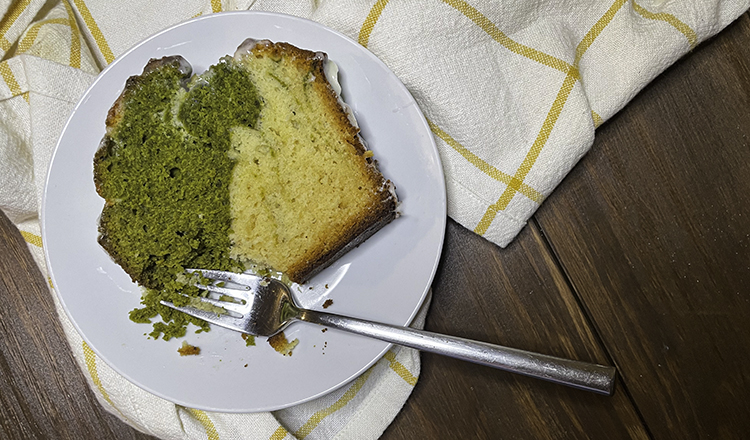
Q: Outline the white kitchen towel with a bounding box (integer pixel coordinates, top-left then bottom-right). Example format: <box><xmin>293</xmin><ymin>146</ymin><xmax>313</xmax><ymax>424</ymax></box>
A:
<box><xmin>1</xmin><ymin>0</ymin><xmax>748</xmax><ymax>439</ymax></box>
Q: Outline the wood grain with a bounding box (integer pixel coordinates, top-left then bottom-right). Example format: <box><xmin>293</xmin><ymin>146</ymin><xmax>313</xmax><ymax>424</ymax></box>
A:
<box><xmin>535</xmin><ymin>12</ymin><xmax>750</xmax><ymax>440</ymax></box>
<box><xmin>383</xmin><ymin>220</ymin><xmax>648</xmax><ymax>440</ymax></box>
<box><xmin>0</xmin><ymin>211</ymin><xmax>154</xmax><ymax>439</ymax></box>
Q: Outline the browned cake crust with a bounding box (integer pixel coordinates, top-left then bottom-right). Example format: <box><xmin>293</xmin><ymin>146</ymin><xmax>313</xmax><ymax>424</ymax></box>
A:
<box><xmin>284</xmin><ymin>202</ymin><xmax>398</xmax><ymax>283</ymax></box>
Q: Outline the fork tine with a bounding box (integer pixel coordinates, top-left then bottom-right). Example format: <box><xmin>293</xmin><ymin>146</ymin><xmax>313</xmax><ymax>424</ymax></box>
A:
<box><xmin>187</xmin><ymin>269</ymin><xmax>263</xmax><ymax>287</ymax></box>
<box><xmin>190</xmin><ymin>295</ymin><xmax>248</xmax><ymax>314</ymax></box>
<box><xmin>160</xmin><ymin>300</ymin><xmax>251</xmax><ymax>334</ymax></box>
<box><xmin>195</xmin><ymin>283</ymin><xmax>254</xmax><ymax>303</ymax></box>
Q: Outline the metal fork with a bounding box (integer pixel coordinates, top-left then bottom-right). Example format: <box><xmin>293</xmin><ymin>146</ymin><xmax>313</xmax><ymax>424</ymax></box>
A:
<box><xmin>161</xmin><ymin>269</ymin><xmax>616</xmax><ymax>395</ymax></box>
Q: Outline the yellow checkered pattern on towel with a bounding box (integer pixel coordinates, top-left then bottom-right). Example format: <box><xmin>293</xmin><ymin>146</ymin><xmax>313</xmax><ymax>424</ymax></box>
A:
<box><xmin>356</xmin><ymin>0</ymin><xmax>704</xmax><ymax>245</ymax></box>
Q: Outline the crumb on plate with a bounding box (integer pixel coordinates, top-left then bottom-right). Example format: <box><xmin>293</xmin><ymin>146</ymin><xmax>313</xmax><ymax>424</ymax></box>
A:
<box><xmin>242</xmin><ymin>333</ymin><xmax>256</xmax><ymax>346</ymax></box>
<box><xmin>268</xmin><ymin>332</ymin><xmax>299</xmax><ymax>356</ymax></box>
<box><xmin>178</xmin><ymin>341</ymin><xmax>200</xmax><ymax>356</ymax></box>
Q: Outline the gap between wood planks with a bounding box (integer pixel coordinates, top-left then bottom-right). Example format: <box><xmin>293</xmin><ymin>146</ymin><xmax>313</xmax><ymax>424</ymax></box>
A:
<box><xmin>530</xmin><ymin>217</ymin><xmax>656</xmax><ymax>440</ymax></box>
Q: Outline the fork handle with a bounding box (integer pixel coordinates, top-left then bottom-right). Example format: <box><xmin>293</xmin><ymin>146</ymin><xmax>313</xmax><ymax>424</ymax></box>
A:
<box><xmin>298</xmin><ymin>310</ymin><xmax>616</xmax><ymax>395</ymax></box>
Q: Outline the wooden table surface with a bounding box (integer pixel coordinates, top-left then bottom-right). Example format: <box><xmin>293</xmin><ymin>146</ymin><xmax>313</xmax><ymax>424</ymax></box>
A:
<box><xmin>2</xmin><ymin>12</ymin><xmax>749</xmax><ymax>440</ymax></box>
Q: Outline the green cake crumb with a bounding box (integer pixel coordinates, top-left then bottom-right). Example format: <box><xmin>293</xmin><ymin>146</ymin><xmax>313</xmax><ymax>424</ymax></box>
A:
<box><xmin>242</xmin><ymin>333</ymin><xmax>256</xmax><ymax>347</ymax></box>
<box><xmin>94</xmin><ymin>57</ymin><xmax>262</xmax><ymax>340</ymax></box>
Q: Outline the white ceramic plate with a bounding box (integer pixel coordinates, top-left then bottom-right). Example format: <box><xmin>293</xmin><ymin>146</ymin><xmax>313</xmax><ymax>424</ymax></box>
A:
<box><xmin>42</xmin><ymin>11</ymin><xmax>445</xmax><ymax>412</ymax></box>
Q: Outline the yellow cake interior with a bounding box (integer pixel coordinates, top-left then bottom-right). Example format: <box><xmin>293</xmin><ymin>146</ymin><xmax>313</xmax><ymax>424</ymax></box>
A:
<box><xmin>228</xmin><ymin>42</ymin><xmax>388</xmax><ymax>281</ymax></box>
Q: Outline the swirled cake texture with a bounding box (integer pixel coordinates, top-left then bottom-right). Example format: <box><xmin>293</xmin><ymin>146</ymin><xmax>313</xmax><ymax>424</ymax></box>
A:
<box><xmin>93</xmin><ymin>40</ymin><xmax>398</xmax><ymax>339</ymax></box>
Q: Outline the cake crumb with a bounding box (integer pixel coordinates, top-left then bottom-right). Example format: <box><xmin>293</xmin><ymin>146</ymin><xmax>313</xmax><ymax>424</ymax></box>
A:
<box><xmin>242</xmin><ymin>333</ymin><xmax>256</xmax><ymax>346</ymax></box>
<box><xmin>178</xmin><ymin>341</ymin><xmax>200</xmax><ymax>356</ymax></box>
<box><xmin>322</xmin><ymin>299</ymin><xmax>333</xmax><ymax>309</ymax></box>
<box><xmin>268</xmin><ymin>332</ymin><xmax>299</xmax><ymax>356</ymax></box>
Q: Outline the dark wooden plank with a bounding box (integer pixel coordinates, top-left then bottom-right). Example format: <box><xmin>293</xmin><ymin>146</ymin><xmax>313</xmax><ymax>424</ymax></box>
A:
<box><xmin>384</xmin><ymin>220</ymin><xmax>649</xmax><ymax>440</ymax></box>
<box><xmin>535</xmin><ymin>12</ymin><xmax>750</xmax><ymax>440</ymax></box>
<box><xmin>0</xmin><ymin>211</ymin><xmax>155</xmax><ymax>440</ymax></box>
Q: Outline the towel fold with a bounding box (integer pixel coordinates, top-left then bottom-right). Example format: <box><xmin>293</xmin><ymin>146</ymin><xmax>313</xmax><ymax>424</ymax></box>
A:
<box><xmin>0</xmin><ymin>0</ymin><xmax>747</xmax><ymax>438</ymax></box>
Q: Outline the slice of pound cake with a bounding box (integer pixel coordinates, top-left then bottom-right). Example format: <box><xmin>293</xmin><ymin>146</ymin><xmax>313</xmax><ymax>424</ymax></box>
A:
<box><xmin>94</xmin><ymin>40</ymin><xmax>398</xmax><ymax>340</ymax></box>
